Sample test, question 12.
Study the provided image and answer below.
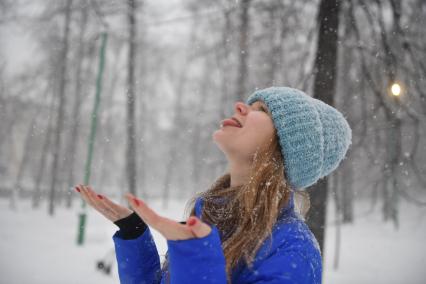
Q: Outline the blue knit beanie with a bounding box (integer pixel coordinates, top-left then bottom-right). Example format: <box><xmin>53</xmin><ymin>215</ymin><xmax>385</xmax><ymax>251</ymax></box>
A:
<box><xmin>246</xmin><ymin>86</ymin><xmax>352</xmax><ymax>190</ymax></box>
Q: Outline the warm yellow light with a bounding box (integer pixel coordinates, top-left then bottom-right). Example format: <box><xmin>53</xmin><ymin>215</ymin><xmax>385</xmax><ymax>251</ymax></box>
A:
<box><xmin>391</xmin><ymin>83</ymin><xmax>401</xmax><ymax>96</ymax></box>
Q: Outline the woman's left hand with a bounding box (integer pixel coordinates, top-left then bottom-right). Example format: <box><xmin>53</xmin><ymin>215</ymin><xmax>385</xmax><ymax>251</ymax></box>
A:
<box><xmin>125</xmin><ymin>193</ymin><xmax>212</xmax><ymax>241</ymax></box>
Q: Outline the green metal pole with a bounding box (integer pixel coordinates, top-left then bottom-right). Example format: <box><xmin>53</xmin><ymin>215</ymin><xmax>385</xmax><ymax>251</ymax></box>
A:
<box><xmin>77</xmin><ymin>32</ymin><xmax>108</xmax><ymax>245</ymax></box>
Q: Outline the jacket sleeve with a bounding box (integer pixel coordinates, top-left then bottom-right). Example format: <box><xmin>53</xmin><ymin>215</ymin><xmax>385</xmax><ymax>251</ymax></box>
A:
<box><xmin>113</xmin><ymin>226</ymin><xmax>162</xmax><ymax>284</ymax></box>
<box><xmin>166</xmin><ymin>224</ymin><xmax>227</xmax><ymax>284</ymax></box>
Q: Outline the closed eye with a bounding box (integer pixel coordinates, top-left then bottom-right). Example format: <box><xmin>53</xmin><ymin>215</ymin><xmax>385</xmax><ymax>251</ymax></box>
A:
<box><xmin>259</xmin><ymin>106</ymin><xmax>268</xmax><ymax>113</ymax></box>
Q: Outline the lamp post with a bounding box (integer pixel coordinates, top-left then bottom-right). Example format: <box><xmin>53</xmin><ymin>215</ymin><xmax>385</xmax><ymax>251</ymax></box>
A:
<box><xmin>77</xmin><ymin>31</ymin><xmax>107</xmax><ymax>245</ymax></box>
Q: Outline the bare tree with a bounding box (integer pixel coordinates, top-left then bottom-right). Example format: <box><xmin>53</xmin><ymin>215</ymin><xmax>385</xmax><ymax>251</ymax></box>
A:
<box><xmin>336</xmin><ymin>1</ymin><xmax>355</xmax><ymax>224</ymax></box>
<box><xmin>306</xmin><ymin>0</ymin><xmax>341</xmax><ymax>257</ymax></box>
<box><xmin>33</xmin><ymin>91</ymin><xmax>56</xmax><ymax>209</ymax></box>
<box><xmin>236</xmin><ymin>0</ymin><xmax>251</xmax><ymax>102</ymax></box>
<box><xmin>48</xmin><ymin>0</ymin><xmax>73</xmax><ymax>216</ymax></box>
<box><xmin>64</xmin><ymin>1</ymin><xmax>89</xmax><ymax>208</ymax></box>
<box><xmin>348</xmin><ymin>0</ymin><xmax>426</xmax><ymax>228</ymax></box>
<box><xmin>10</xmin><ymin>112</ymin><xmax>38</xmax><ymax>209</ymax></box>
<box><xmin>126</xmin><ymin>0</ymin><xmax>138</xmax><ymax>196</ymax></box>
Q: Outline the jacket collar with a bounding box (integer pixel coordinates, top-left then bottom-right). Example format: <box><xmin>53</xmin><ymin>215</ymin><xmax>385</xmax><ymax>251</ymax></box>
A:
<box><xmin>278</xmin><ymin>189</ymin><xmax>296</xmax><ymax>219</ymax></box>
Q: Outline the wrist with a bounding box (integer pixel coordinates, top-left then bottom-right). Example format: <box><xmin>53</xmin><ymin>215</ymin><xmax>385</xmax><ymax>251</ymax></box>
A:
<box><xmin>114</xmin><ymin>212</ymin><xmax>147</xmax><ymax>240</ymax></box>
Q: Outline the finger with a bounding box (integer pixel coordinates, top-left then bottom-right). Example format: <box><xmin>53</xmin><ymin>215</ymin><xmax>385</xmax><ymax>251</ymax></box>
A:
<box><xmin>80</xmin><ymin>185</ymin><xmax>117</xmax><ymax>222</ymax></box>
<box><xmin>187</xmin><ymin>216</ymin><xmax>212</xmax><ymax>238</ymax></box>
<box><xmin>86</xmin><ymin>186</ymin><xmax>120</xmax><ymax>219</ymax></box>
<box><xmin>77</xmin><ymin>185</ymin><xmax>98</xmax><ymax>208</ymax></box>
<box><xmin>95</xmin><ymin>190</ymin><xmax>133</xmax><ymax>219</ymax></box>
<box><xmin>125</xmin><ymin>193</ymin><xmax>160</xmax><ymax>226</ymax></box>
<box><xmin>81</xmin><ymin>185</ymin><xmax>101</xmax><ymax>209</ymax></box>
<box><xmin>85</xmin><ymin>186</ymin><xmax>115</xmax><ymax>213</ymax></box>
<box><xmin>125</xmin><ymin>193</ymin><xmax>194</xmax><ymax>239</ymax></box>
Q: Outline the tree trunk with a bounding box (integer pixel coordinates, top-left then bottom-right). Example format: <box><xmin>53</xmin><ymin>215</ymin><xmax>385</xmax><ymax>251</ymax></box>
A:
<box><xmin>126</xmin><ymin>0</ymin><xmax>137</xmax><ymax>196</ymax></box>
<box><xmin>137</xmin><ymin>2</ymin><xmax>148</xmax><ymax>201</ymax></box>
<box><xmin>9</xmin><ymin>113</ymin><xmax>38</xmax><ymax>210</ymax></box>
<box><xmin>266</xmin><ymin>6</ymin><xmax>282</xmax><ymax>86</ymax></box>
<box><xmin>383</xmin><ymin>111</ymin><xmax>401</xmax><ymax>228</ymax></box>
<box><xmin>331</xmin><ymin>171</ymin><xmax>341</xmax><ymax>269</ymax></box>
<box><xmin>306</xmin><ymin>0</ymin><xmax>341</xmax><ymax>259</ymax></box>
<box><xmin>236</xmin><ymin>0</ymin><xmax>251</xmax><ymax>102</ymax></box>
<box><xmin>65</xmin><ymin>4</ymin><xmax>88</xmax><ymax>208</ymax></box>
<box><xmin>340</xmin><ymin>153</ymin><xmax>354</xmax><ymax>223</ymax></box>
<box><xmin>337</xmin><ymin>6</ymin><xmax>354</xmax><ymax>223</ymax></box>
<box><xmin>48</xmin><ymin>0</ymin><xmax>73</xmax><ymax>216</ymax></box>
<box><xmin>33</xmin><ymin>93</ymin><xmax>56</xmax><ymax>209</ymax></box>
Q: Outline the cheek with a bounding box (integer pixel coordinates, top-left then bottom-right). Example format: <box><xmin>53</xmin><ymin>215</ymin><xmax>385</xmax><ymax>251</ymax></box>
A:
<box><xmin>241</xmin><ymin>119</ymin><xmax>274</xmax><ymax>148</ymax></box>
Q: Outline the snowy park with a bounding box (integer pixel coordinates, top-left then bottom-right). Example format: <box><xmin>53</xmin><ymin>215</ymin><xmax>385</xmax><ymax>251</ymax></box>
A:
<box><xmin>1</xmin><ymin>0</ymin><xmax>426</xmax><ymax>283</ymax></box>
<box><xmin>1</xmin><ymin>196</ymin><xmax>425</xmax><ymax>283</ymax></box>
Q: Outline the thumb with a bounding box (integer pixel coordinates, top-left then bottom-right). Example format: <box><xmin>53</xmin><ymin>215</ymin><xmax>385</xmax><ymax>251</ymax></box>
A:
<box><xmin>187</xmin><ymin>216</ymin><xmax>212</xmax><ymax>238</ymax></box>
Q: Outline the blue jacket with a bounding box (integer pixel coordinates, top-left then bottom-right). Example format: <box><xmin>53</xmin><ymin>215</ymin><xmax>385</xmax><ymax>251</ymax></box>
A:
<box><xmin>112</xmin><ymin>192</ymin><xmax>322</xmax><ymax>283</ymax></box>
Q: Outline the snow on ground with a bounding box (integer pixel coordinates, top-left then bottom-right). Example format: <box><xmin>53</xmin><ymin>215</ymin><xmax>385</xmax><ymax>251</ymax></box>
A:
<box><xmin>0</xmin><ymin>194</ymin><xmax>425</xmax><ymax>283</ymax></box>
<box><xmin>324</xmin><ymin>196</ymin><xmax>426</xmax><ymax>284</ymax></box>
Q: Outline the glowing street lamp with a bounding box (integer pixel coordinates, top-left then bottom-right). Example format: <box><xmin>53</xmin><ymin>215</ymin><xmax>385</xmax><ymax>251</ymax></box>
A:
<box><xmin>390</xmin><ymin>83</ymin><xmax>401</xmax><ymax>97</ymax></box>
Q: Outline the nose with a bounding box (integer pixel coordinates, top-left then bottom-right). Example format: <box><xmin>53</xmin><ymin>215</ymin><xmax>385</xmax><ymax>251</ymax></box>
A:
<box><xmin>234</xmin><ymin>102</ymin><xmax>248</xmax><ymax>115</ymax></box>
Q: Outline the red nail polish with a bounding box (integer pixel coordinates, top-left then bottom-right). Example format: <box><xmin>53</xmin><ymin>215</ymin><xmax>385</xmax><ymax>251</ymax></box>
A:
<box><xmin>133</xmin><ymin>198</ymin><xmax>140</xmax><ymax>206</ymax></box>
<box><xmin>188</xmin><ymin>218</ymin><xmax>196</xmax><ymax>226</ymax></box>
<box><xmin>97</xmin><ymin>194</ymin><xmax>103</xmax><ymax>200</ymax></box>
<box><xmin>75</xmin><ymin>187</ymin><xmax>81</xmax><ymax>193</ymax></box>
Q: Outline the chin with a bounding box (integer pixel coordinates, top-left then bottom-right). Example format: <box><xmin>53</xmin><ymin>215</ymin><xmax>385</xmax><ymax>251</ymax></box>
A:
<box><xmin>212</xmin><ymin>131</ymin><xmax>227</xmax><ymax>150</ymax></box>
<box><xmin>212</xmin><ymin>133</ymin><xmax>222</xmax><ymax>147</ymax></box>
<box><xmin>212</xmin><ymin>128</ymin><xmax>223</xmax><ymax>142</ymax></box>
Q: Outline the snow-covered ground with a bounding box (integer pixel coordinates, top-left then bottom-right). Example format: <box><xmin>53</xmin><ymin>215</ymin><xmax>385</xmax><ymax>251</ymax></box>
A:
<box><xmin>323</xmin><ymin>196</ymin><xmax>426</xmax><ymax>284</ymax></box>
<box><xmin>0</xmin><ymin>195</ymin><xmax>425</xmax><ymax>284</ymax></box>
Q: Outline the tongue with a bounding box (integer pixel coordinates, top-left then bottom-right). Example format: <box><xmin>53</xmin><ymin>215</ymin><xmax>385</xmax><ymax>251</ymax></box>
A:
<box><xmin>223</xmin><ymin>119</ymin><xmax>240</xmax><ymax>127</ymax></box>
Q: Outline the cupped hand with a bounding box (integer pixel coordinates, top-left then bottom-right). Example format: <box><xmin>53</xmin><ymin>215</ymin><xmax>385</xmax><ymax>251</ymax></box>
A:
<box><xmin>75</xmin><ymin>184</ymin><xmax>133</xmax><ymax>223</ymax></box>
<box><xmin>124</xmin><ymin>193</ymin><xmax>212</xmax><ymax>241</ymax></box>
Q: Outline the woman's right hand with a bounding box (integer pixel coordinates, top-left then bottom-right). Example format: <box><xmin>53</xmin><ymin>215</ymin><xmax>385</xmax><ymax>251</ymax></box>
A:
<box><xmin>75</xmin><ymin>184</ymin><xmax>133</xmax><ymax>223</ymax></box>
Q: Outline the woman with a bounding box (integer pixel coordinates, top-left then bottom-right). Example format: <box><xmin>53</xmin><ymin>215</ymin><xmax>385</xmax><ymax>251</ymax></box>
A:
<box><xmin>76</xmin><ymin>86</ymin><xmax>352</xmax><ymax>284</ymax></box>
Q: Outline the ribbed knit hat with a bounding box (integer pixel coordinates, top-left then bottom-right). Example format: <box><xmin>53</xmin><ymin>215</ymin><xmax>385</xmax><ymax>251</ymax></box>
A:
<box><xmin>246</xmin><ymin>86</ymin><xmax>352</xmax><ymax>190</ymax></box>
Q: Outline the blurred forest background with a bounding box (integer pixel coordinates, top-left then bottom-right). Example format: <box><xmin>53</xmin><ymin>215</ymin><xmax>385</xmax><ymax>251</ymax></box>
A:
<box><xmin>0</xmin><ymin>0</ymin><xmax>426</xmax><ymax>282</ymax></box>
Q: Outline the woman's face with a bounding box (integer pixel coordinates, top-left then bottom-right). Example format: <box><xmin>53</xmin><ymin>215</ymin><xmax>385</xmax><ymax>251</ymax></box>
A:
<box><xmin>212</xmin><ymin>100</ymin><xmax>275</xmax><ymax>161</ymax></box>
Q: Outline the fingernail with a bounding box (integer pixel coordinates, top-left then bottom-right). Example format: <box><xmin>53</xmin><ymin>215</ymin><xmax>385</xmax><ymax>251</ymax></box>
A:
<box><xmin>75</xmin><ymin>187</ymin><xmax>81</xmax><ymax>193</ymax></box>
<box><xmin>132</xmin><ymin>198</ymin><xmax>140</xmax><ymax>206</ymax></box>
<box><xmin>188</xmin><ymin>218</ymin><xmax>196</xmax><ymax>226</ymax></box>
<box><xmin>97</xmin><ymin>194</ymin><xmax>103</xmax><ymax>200</ymax></box>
